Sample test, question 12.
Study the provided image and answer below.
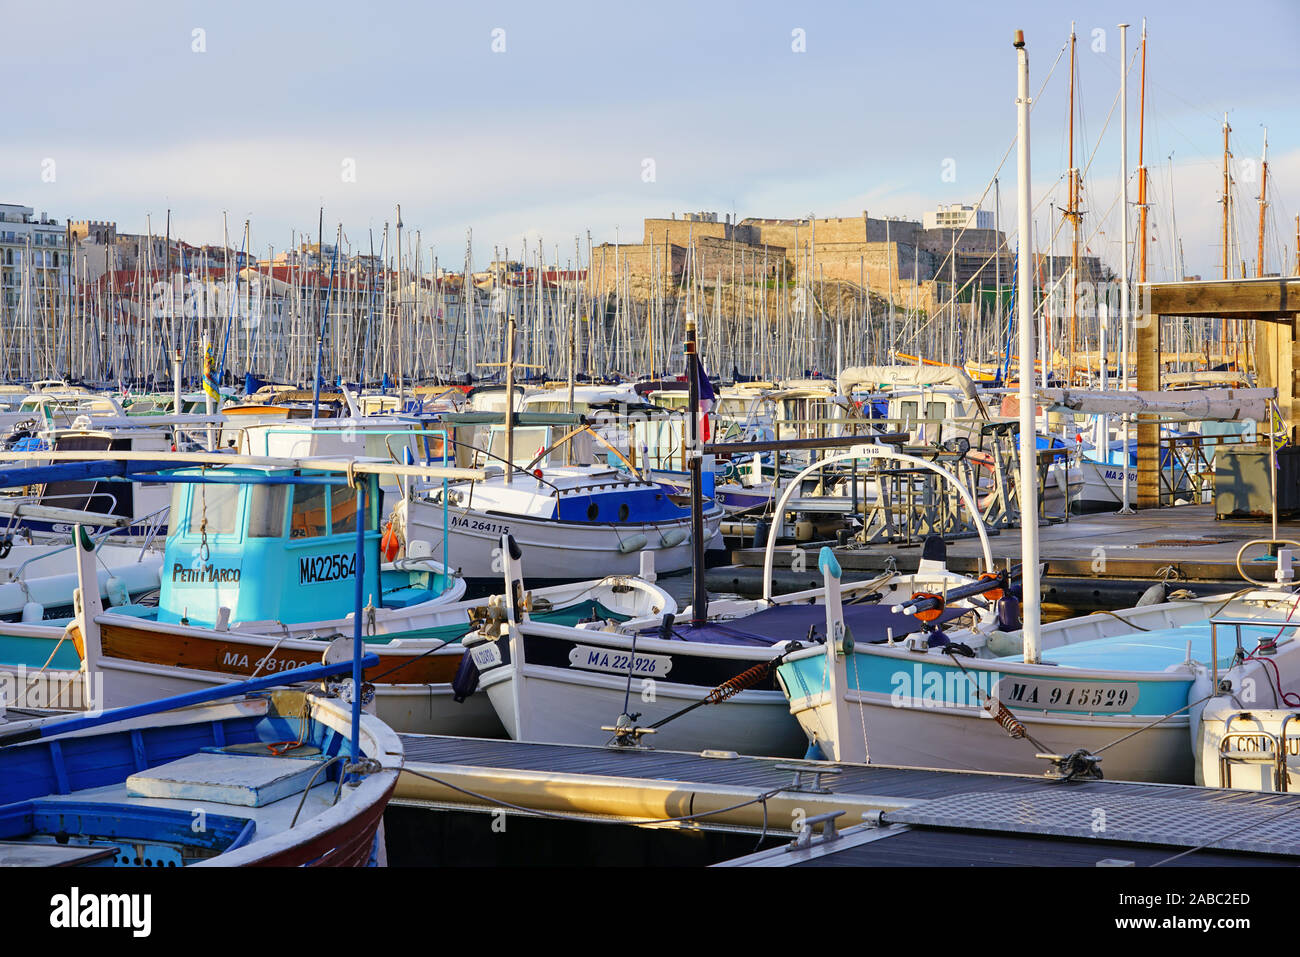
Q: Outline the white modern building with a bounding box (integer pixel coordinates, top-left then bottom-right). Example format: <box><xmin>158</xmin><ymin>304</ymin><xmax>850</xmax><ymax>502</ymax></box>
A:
<box><xmin>0</xmin><ymin>204</ymin><xmax>69</xmax><ymax>316</ymax></box>
<box><xmin>923</xmin><ymin>204</ymin><xmax>994</xmax><ymax>231</ymax></box>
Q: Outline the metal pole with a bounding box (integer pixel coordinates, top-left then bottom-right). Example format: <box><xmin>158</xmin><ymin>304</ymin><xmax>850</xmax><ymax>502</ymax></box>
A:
<box><xmin>1015</xmin><ymin>29</ymin><xmax>1042</xmax><ymax>664</ymax></box>
<box><xmin>1119</xmin><ymin>23</ymin><xmax>1135</xmax><ymax>514</ymax></box>
<box><xmin>686</xmin><ymin>315</ymin><xmax>708</xmax><ymax>625</ymax></box>
<box><xmin>351</xmin><ymin>476</ymin><xmax>367</xmax><ymax>771</ymax></box>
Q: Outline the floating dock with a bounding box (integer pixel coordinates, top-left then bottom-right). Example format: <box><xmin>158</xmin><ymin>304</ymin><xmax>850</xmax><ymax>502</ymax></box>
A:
<box><xmin>392</xmin><ymin>733</ymin><xmax>1300</xmax><ymax>865</ymax></box>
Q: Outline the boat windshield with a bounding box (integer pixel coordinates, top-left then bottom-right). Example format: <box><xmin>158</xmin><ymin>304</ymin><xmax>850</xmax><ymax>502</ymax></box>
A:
<box><xmin>187</xmin><ymin>483</ymin><xmax>241</xmax><ymax>535</ymax></box>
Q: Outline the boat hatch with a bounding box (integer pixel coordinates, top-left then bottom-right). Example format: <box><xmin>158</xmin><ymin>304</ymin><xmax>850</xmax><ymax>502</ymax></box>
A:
<box><xmin>127</xmin><ymin>753</ymin><xmax>321</xmax><ymax>808</ymax></box>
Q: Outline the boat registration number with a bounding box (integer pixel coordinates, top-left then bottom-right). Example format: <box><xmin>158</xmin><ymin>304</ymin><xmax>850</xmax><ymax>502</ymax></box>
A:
<box><xmin>993</xmin><ymin>676</ymin><xmax>1138</xmax><ymax>713</ymax></box>
<box><xmin>451</xmin><ymin>516</ymin><xmax>512</xmax><ymax>536</ymax></box>
<box><xmin>470</xmin><ymin>643</ymin><xmax>503</xmax><ymax>669</ymax></box>
<box><xmin>569</xmin><ymin>645</ymin><xmax>672</xmax><ymax>677</ymax></box>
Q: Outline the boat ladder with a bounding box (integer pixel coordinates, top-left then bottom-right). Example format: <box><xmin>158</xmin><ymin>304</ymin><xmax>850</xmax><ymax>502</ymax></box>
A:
<box><xmin>1218</xmin><ymin>712</ymin><xmax>1300</xmax><ymax>791</ymax></box>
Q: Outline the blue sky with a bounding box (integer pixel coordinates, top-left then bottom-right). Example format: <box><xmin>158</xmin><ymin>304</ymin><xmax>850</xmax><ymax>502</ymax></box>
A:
<box><xmin>4</xmin><ymin>0</ymin><xmax>1298</xmax><ymax>278</ymax></box>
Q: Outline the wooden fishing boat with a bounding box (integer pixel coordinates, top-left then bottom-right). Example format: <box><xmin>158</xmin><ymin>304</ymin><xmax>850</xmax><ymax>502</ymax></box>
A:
<box><xmin>34</xmin><ymin>464</ymin><xmax>674</xmax><ymax>737</ymax></box>
<box><xmin>0</xmin><ymin>658</ymin><xmax>402</xmax><ymax>867</ymax></box>
<box><xmin>462</xmin><ymin>533</ymin><xmax>994</xmax><ymax>757</ymax></box>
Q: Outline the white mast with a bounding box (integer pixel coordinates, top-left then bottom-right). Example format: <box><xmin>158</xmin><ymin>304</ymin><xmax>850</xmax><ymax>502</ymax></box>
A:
<box><xmin>1015</xmin><ymin>29</ymin><xmax>1041</xmax><ymax>664</ymax></box>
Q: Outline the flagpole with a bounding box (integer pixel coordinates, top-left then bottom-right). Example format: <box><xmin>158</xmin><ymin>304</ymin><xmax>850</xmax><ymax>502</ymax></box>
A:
<box><xmin>686</xmin><ymin>315</ymin><xmax>708</xmax><ymax>625</ymax></box>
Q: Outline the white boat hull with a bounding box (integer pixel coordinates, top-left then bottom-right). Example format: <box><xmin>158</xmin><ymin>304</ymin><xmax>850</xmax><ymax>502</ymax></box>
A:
<box><xmin>479</xmin><ymin>654</ymin><xmax>808</xmax><ymax>757</ymax></box>
<box><xmin>402</xmin><ymin>499</ymin><xmax>723</xmax><ymax>582</ymax></box>
<box><xmin>785</xmin><ymin>682</ymin><xmax>1192</xmax><ymax>781</ymax></box>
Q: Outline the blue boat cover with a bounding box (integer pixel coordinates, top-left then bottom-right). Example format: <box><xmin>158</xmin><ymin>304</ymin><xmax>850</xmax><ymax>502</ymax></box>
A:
<box><xmin>1040</xmin><ymin>623</ymin><xmax>1300</xmax><ymax>672</ymax></box>
<box><xmin>643</xmin><ymin>602</ymin><xmax>969</xmax><ymax>647</ymax></box>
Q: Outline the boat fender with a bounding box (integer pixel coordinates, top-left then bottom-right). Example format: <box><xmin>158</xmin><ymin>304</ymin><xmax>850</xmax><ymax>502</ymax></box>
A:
<box><xmin>926</xmin><ymin>629</ymin><xmax>951</xmax><ymax>649</ymax></box>
<box><xmin>105</xmin><ymin>575</ymin><xmax>128</xmax><ymax>608</ymax></box>
<box><xmin>618</xmin><ymin>534</ymin><xmax>648</xmax><ymax>554</ymax></box>
<box><xmin>381</xmin><ymin>522</ymin><xmax>402</xmax><ymax>562</ymax></box>
<box><xmin>985</xmin><ymin>630</ymin><xmax>1023</xmax><ymax>657</ymax></box>
<box><xmin>21</xmin><ymin>600</ymin><xmax>43</xmax><ymax>623</ymax></box>
<box><xmin>1136</xmin><ymin>581</ymin><xmax>1167</xmax><ymax>606</ymax></box>
<box><xmin>1184</xmin><ymin>662</ymin><xmax>1214</xmax><ymax>785</ymax></box>
<box><xmin>451</xmin><ymin>651</ymin><xmax>481</xmax><ymax>702</ymax></box>
<box><xmin>659</xmin><ymin>529</ymin><xmax>688</xmax><ymax>548</ymax></box>
<box><xmin>995</xmin><ymin>594</ymin><xmax>1021</xmax><ymax>631</ymax></box>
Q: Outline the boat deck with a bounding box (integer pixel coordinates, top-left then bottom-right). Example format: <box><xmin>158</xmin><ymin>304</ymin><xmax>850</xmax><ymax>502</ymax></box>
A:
<box><xmin>394</xmin><ymin>733</ymin><xmax>1300</xmax><ymax>863</ymax></box>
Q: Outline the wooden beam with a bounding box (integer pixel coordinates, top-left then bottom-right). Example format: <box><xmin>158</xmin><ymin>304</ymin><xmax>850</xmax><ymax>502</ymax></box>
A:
<box><xmin>1144</xmin><ymin>277</ymin><xmax>1300</xmax><ymax>317</ymax></box>
<box><xmin>1135</xmin><ymin>310</ymin><xmax>1161</xmax><ymax>508</ymax></box>
<box><xmin>1255</xmin><ymin>315</ymin><xmax>1294</xmax><ymax>444</ymax></box>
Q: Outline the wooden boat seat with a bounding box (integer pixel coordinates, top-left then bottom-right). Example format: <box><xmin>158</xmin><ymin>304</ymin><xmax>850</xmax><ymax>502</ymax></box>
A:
<box><xmin>126</xmin><ymin>753</ymin><xmax>321</xmax><ymax>808</ymax></box>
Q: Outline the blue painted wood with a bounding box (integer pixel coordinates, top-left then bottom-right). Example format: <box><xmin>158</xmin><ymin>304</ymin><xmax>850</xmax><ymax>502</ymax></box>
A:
<box><xmin>0</xmin><ymin>800</ymin><xmax>254</xmax><ymax>853</ymax></box>
<box><xmin>48</xmin><ymin>741</ymin><xmax>69</xmax><ymax>795</ymax></box>
<box><xmin>130</xmin><ymin>730</ymin><xmax>147</xmax><ymax>772</ymax></box>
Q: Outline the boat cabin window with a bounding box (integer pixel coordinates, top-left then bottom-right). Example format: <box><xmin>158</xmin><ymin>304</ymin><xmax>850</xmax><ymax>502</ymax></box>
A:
<box><xmin>187</xmin><ymin>483</ymin><xmax>241</xmax><ymax>535</ymax></box>
<box><xmin>247</xmin><ymin>485</ymin><xmax>288</xmax><ymax>537</ymax></box>
<box><xmin>290</xmin><ymin>483</ymin><xmax>329</xmax><ymax>539</ymax></box>
<box><xmin>898</xmin><ymin>400</ymin><xmax>918</xmax><ymax>426</ymax></box>
<box><xmin>330</xmin><ymin>484</ymin><xmax>358</xmax><ymax>535</ymax></box>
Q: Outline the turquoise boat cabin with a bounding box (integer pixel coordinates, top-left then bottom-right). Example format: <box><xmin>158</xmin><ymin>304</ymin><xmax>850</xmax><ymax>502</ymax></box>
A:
<box><xmin>154</xmin><ymin>467</ymin><xmax>453</xmax><ymax>627</ymax></box>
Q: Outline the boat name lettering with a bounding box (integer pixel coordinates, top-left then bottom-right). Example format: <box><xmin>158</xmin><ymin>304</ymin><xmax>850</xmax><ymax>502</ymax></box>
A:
<box><xmin>298</xmin><ymin>553</ymin><xmax>358</xmax><ymax>584</ymax></box>
<box><xmin>172</xmin><ymin>562</ymin><xmax>241</xmax><ymax>584</ymax></box>
<box><xmin>1232</xmin><ymin>734</ymin><xmax>1300</xmax><ymax>756</ymax></box>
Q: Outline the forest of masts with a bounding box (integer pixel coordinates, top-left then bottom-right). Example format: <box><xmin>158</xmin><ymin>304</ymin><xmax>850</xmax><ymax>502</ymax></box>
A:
<box><xmin>1</xmin><ymin>21</ymin><xmax>1293</xmax><ymax>392</ymax></box>
<box><xmin>0</xmin><ymin>215</ymin><xmax>1279</xmax><ymax>392</ymax></box>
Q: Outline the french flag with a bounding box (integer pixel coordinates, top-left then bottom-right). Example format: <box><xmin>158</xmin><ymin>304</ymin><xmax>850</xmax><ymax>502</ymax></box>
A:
<box><xmin>692</xmin><ymin>352</ymin><xmax>715</xmax><ymax>443</ymax></box>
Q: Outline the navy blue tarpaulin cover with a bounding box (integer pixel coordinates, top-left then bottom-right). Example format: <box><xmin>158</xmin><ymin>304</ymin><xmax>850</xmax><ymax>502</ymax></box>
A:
<box><xmin>641</xmin><ymin>602</ymin><xmax>968</xmax><ymax>647</ymax></box>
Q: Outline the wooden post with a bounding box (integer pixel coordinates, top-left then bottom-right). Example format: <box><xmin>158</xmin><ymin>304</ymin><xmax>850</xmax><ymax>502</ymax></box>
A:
<box><xmin>1135</xmin><ymin>295</ymin><xmax>1161</xmax><ymax>508</ymax></box>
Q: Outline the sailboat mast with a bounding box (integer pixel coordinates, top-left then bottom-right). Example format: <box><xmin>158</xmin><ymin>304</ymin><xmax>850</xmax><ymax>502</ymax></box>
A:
<box><xmin>1137</xmin><ymin>19</ymin><xmax>1149</xmax><ymax>287</ymax></box>
<box><xmin>1065</xmin><ymin>23</ymin><xmax>1079</xmax><ymax>380</ymax></box>
<box><xmin>1257</xmin><ymin>130</ymin><xmax>1269</xmax><ymax>277</ymax></box>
